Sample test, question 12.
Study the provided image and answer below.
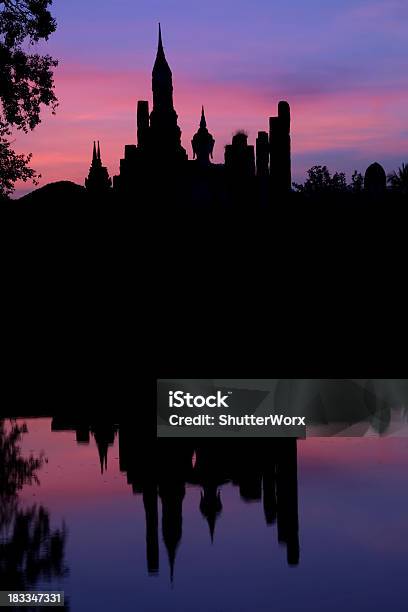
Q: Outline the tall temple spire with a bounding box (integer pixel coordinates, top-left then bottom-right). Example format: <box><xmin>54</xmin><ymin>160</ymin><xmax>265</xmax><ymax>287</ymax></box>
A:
<box><xmin>97</xmin><ymin>140</ymin><xmax>101</xmax><ymax>160</ymax></box>
<box><xmin>149</xmin><ymin>25</ymin><xmax>187</xmax><ymax>164</ymax></box>
<box><xmin>158</xmin><ymin>23</ymin><xmax>164</xmax><ymax>56</ymax></box>
<box><xmin>153</xmin><ymin>23</ymin><xmax>171</xmax><ymax>78</ymax></box>
<box><xmin>200</xmin><ymin>106</ymin><xmax>207</xmax><ymax>129</ymax></box>
<box><xmin>152</xmin><ymin>23</ymin><xmax>174</xmax><ymax>113</ymax></box>
<box><xmin>92</xmin><ymin>141</ymin><xmax>97</xmax><ymax>163</ymax></box>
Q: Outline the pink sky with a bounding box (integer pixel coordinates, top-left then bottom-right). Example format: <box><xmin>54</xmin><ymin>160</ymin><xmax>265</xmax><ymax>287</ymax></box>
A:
<box><xmin>12</xmin><ymin>62</ymin><xmax>408</xmax><ymax>198</ymax></box>
<box><xmin>10</xmin><ymin>0</ymin><xmax>408</xmax><ymax>197</ymax></box>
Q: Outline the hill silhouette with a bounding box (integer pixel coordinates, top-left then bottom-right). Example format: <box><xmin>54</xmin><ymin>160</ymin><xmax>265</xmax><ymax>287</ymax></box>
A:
<box><xmin>17</xmin><ymin>181</ymin><xmax>87</xmax><ymax>206</ymax></box>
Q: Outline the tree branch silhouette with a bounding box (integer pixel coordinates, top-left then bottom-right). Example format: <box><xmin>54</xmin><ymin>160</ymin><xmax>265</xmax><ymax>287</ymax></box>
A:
<box><xmin>0</xmin><ymin>0</ymin><xmax>58</xmax><ymax>198</ymax></box>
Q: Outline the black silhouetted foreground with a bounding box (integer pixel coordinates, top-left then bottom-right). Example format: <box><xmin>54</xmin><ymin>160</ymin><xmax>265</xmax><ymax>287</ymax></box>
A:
<box><xmin>2</xmin><ymin>29</ymin><xmax>408</xmax><ymax>415</ymax></box>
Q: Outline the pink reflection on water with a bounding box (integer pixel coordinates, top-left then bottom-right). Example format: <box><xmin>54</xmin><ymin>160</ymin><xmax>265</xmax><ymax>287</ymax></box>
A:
<box><xmin>16</xmin><ymin>418</ymin><xmax>129</xmax><ymax>511</ymax></box>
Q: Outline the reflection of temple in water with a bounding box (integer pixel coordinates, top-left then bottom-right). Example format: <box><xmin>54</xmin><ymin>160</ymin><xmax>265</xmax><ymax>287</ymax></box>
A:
<box><xmin>50</xmin><ymin>417</ymin><xmax>299</xmax><ymax>580</ymax></box>
<box><xmin>119</xmin><ymin>431</ymin><xmax>300</xmax><ymax>580</ymax></box>
<box><xmin>35</xmin><ymin>379</ymin><xmax>408</xmax><ymax>583</ymax></box>
<box><xmin>51</xmin><ymin>417</ymin><xmax>117</xmax><ymax>474</ymax></box>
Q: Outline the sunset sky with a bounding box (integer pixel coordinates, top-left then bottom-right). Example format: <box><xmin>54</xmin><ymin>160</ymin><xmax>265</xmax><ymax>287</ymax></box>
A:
<box><xmin>13</xmin><ymin>0</ymin><xmax>408</xmax><ymax>196</ymax></box>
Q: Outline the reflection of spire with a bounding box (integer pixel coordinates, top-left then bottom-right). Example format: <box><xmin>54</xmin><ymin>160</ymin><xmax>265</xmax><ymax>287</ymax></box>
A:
<box><xmin>168</xmin><ymin>545</ymin><xmax>176</xmax><ymax>583</ymax></box>
<box><xmin>275</xmin><ymin>439</ymin><xmax>299</xmax><ymax>566</ymax></box>
<box><xmin>92</xmin><ymin>425</ymin><xmax>116</xmax><ymax>475</ymax></box>
<box><xmin>159</xmin><ymin>481</ymin><xmax>185</xmax><ymax>583</ymax></box>
<box><xmin>143</xmin><ymin>485</ymin><xmax>159</xmax><ymax>575</ymax></box>
<box><xmin>200</xmin><ymin>486</ymin><xmax>222</xmax><ymax>543</ymax></box>
<box><xmin>263</xmin><ymin>462</ymin><xmax>277</xmax><ymax>525</ymax></box>
<box><xmin>96</xmin><ymin>436</ymin><xmax>108</xmax><ymax>474</ymax></box>
<box><xmin>131</xmin><ymin>439</ymin><xmax>300</xmax><ymax>578</ymax></box>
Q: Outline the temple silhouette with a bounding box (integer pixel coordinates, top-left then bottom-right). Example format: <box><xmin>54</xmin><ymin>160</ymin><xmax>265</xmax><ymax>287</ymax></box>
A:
<box><xmin>82</xmin><ymin>25</ymin><xmax>398</xmax><ymax>204</ymax></box>
<box><xmin>85</xmin><ymin>141</ymin><xmax>112</xmax><ymax>193</ymax></box>
<box><xmin>85</xmin><ymin>25</ymin><xmax>292</xmax><ymax>201</ymax></box>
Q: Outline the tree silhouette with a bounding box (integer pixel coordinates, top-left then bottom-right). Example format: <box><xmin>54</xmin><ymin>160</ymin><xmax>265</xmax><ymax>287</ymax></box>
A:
<box><xmin>293</xmin><ymin>165</ymin><xmax>368</xmax><ymax>195</ymax></box>
<box><xmin>387</xmin><ymin>163</ymin><xmax>408</xmax><ymax>196</ymax></box>
<box><xmin>0</xmin><ymin>420</ymin><xmax>43</xmax><ymax>499</ymax></box>
<box><xmin>0</xmin><ymin>420</ymin><xmax>68</xmax><ymax>598</ymax></box>
<box><xmin>293</xmin><ymin>165</ymin><xmax>348</xmax><ymax>195</ymax></box>
<box><xmin>0</xmin><ymin>505</ymin><xmax>68</xmax><ymax>592</ymax></box>
<box><xmin>0</xmin><ymin>0</ymin><xmax>58</xmax><ymax>198</ymax></box>
<box><xmin>0</xmin><ymin>139</ymin><xmax>39</xmax><ymax>200</ymax></box>
<box><xmin>350</xmin><ymin>170</ymin><xmax>364</xmax><ymax>193</ymax></box>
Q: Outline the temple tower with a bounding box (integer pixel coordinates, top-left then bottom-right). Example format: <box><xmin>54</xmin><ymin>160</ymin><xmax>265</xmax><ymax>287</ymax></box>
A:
<box><xmin>148</xmin><ymin>24</ymin><xmax>187</xmax><ymax>165</ymax></box>
<box><xmin>269</xmin><ymin>101</ymin><xmax>292</xmax><ymax>192</ymax></box>
<box><xmin>225</xmin><ymin>132</ymin><xmax>255</xmax><ymax>177</ymax></box>
<box><xmin>364</xmin><ymin>162</ymin><xmax>386</xmax><ymax>195</ymax></box>
<box><xmin>152</xmin><ymin>24</ymin><xmax>173</xmax><ymax>112</ymax></box>
<box><xmin>85</xmin><ymin>141</ymin><xmax>112</xmax><ymax>192</ymax></box>
<box><xmin>191</xmin><ymin>107</ymin><xmax>215</xmax><ymax>165</ymax></box>
<box><xmin>256</xmin><ymin>131</ymin><xmax>269</xmax><ymax>177</ymax></box>
<box><xmin>137</xmin><ymin>100</ymin><xmax>150</xmax><ymax>150</ymax></box>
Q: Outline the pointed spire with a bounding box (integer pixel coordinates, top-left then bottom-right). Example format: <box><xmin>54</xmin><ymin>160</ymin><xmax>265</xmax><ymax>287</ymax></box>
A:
<box><xmin>153</xmin><ymin>22</ymin><xmax>171</xmax><ymax>76</ymax></box>
<box><xmin>86</xmin><ymin>140</ymin><xmax>112</xmax><ymax>190</ymax></box>
<box><xmin>192</xmin><ymin>107</ymin><xmax>215</xmax><ymax>164</ymax></box>
<box><xmin>158</xmin><ymin>23</ymin><xmax>163</xmax><ymax>50</ymax></box>
<box><xmin>156</xmin><ymin>22</ymin><xmax>166</xmax><ymax>60</ymax></box>
<box><xmin>199</xmin><ymin>489</ymin><xmax>222</xmax><ymax>544</ymax></box>
<box><xmin>207</xmin><ymin>513</ymin><xmax>216</xmax><ymax>544</ymax></box>
<box><xmin>169</xmin><ymin>549</ymin><xmax>175</xmax><ymax>584</ymax></box>
<box><xmin>95</xmin><ymin>437</ymin><xmax>108</xmax><ymax>474</ymax></box>
<box><xmin>200</xmin><ymin>106</ymin><xmax>207</xmax><ymax>129</ymax></box>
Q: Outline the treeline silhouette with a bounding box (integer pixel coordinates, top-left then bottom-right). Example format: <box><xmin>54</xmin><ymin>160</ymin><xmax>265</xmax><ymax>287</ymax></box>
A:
<box><xmin>2</xmin><ymin>164</ymin><xmax>407</xmax><ymax>285</ymax></box>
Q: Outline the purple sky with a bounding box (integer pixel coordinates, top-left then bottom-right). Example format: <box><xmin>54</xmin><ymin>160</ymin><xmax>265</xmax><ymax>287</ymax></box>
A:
<box><xmin>13</xmin><ymin>0</ymin><xmax>408</xmax><ymax>195</ymax></box>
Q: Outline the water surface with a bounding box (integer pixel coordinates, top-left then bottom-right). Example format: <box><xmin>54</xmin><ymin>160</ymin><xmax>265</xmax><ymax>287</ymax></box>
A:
<box><xmin>1</xmin><ymin>418</ymin><xmax>408</xmax><ymax>611</ymax></box>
